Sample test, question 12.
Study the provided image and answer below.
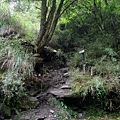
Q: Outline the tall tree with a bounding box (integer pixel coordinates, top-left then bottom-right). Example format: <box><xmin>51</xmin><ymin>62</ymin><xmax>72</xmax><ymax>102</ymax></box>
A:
<box><xmin>37</xmin><ymin>0</ymin><xmax>76</xmax><ymax>51</ymax></box>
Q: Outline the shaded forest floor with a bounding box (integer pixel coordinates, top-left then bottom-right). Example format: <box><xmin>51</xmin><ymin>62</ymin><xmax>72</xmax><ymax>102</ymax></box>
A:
<box><xmin>17</xmin><ymin>67</ymin><xmax>75</xmax><ymax>120</ymax></box>
<box><xmin>0</xmin><ymin>46</ymin><xmax>119</xmax><ymax>120</ymax></box>
<box><xmin>14</xmin><ymin>64</ymin><xmax>120</xmax><ymax>120</ymax></box>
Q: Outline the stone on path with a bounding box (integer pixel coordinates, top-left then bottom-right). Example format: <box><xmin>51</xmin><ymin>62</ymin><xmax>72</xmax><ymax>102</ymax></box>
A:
<box><xmin>50</xmin><ymin>88</ymin><xmax>72</xmax><ymax>98</ymax></box>
<box><xmin>60</xmin><ymin>85</ymin><xmax>71</xmax><ymax>89</ymax></box>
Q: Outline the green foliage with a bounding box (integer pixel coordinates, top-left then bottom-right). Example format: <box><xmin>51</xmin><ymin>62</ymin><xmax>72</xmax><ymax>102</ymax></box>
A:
<box><xmin>68</xmin><ymin>52</ymin><xmax>82</xmax><ymax>68</ymax></box>
<box><xmin>51</xmin><ymin>29</ymin><xmax>80</xmax><ymax>52</ymax></box>
<box><xmin>92</xmin><ymin>47</ymin><xmax>119</xmax><ymax>78</ymax></box>
<box><xmin>70</xmin><ymin>61</ymin><xmax>120</xmax><ymax>111</ymax></box>
<box><xmin>0</xmin><ymin>3</ymin><xmax>11</xmax><ymax>26</ymax></box>
<box><xmin>2</xmin><ymin>71</ymin><xmax>25</xmax><ymax>97</ymax></box>
<box><xmin>86</xmin><ymin>33</ymin><xmax>114</xmax><ymax>58</ymax></box>
<box><xmin>0</xmin><ymin>1</ymin><xmax>40</xmax><ymax>116</ymax></box>
<box><xmin>85</xmin><ymin>106</ymin><xmax>107</xmax><ymax>120</ymax></box>
<box><xmin>51</xmin><ymin>0</ymin><xmax>120</xmax><ymax>55</ymax></box>
<box><xmin>0</xmin><ymin>38</ymin><xmax>34</xmax><ymax>97</ymax></box>
<box><xmin>0</xmin><ymin>3</ymin><xmax>23</xmax><ymax>35</ymax></box>
<box><xmin>49</xmin><ymin>98</ymin><xmax>77</xmax><ymax>120</ymax></box>
<box><xmin>70</xmin><ymin>68</ymin><xmax>82</xmax><ymax>81</ymax></box>
<box><xmin>0</xmin><ymin>39</ymin><xmax>40</xmax><ymax>117</ymax></box>
<box><xmin>57</xmin><ymin>102</ymin><xmax>77</xmax><ymax>120</ymax></box>
<box><xmin>84</xmin><ymin>106</ymin><xmax>120</xmax><ymax>120</ymax></box>
<box><xmin>0</xmin><ymin>37</ymin><xmax>35</xmax><ymax>116</ymax></box>
<box><xmin>13</xmin><ymin>12</ymin><xmax>39</xmax><ymax>40</ymax></box>
<box><xmin>0</xmin><ymin>0</ymin><xmax>119</xmax><ymax>117</ymax></box>
<box><xmin>82</xmin><ymin>76</ymin><xmax>106</xmax><ymax>97</ymax></box>
<box><xmin>71</xmin><ymin>70</ymin><xmax>106</xmax><ymax>98</ymax></box>
<box><xmin>0</xmin><ymin>1</ymin><xmax>39</xmax><ymax>41</ymax></box>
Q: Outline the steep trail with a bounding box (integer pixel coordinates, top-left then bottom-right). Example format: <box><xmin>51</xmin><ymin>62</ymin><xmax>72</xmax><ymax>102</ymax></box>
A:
<box><xmin>19</xmin><ymin>67</ymin><xmax>76</xmax><ymax>120</ymax></box>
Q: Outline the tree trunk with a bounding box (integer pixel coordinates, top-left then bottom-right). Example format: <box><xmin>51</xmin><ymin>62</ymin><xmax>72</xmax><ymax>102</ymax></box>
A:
<box><xmin>38</xmin><ymin>0</ymin><xmax>48</xmax><ymax>46</ymax></box>
<box><xmin>104</xmin><ymin>0</ymin><xmax>108</xmax><ymax>5</ymax></box>
<box><xmin>37</xmin><ymin>0</ymin><xmax>77</xmax><ymax>52</ymax></box>
<box><xmin>37</xmin><ymin>0</ymin><xmax>64</xmax><ymax>51</ymax></box>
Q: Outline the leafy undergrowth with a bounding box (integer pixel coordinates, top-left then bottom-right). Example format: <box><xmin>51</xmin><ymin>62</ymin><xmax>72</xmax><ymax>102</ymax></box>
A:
<box><xmin>49</xmin><ymin>97</ymin><xmax>120</xmax><ymax>120</ymax></box>
<box><xmin>84</xmin><ymin>106</ymin><xmax>120</xmax><ymax>120</ymax></box>
<box><xmin>0</xmin><ymin>37</ymin><xmax>36</xmax><ymax>117</ymax></box>
<box><xmin>71</xmin><ymin>67</ymin><xmax>120</xmax><ymax>112</ymax></box>
<box><xmin>0</xmin><ymin>2</ymin><xmax>41</xmax><ymax>117</ymax></box>
<box><xmin>49</xmin><ymin>97</ymin><xmax>78</xmax><ymax>120</ymax></box>
<box><xmin>0</xmin><ymin>1</ymin><xmax>39</xmax><ymax>41</ymax></box>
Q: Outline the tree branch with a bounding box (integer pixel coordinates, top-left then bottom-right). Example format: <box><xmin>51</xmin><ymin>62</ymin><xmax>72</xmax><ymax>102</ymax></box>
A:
<box><xmin>59</xmin><ymin>0</ymin><xmax>77</xmax><ymax>18</ymax></box>
<box><xmin>38</xmin><ymin>0</ymin><xmax>48</xmax><ymax>45</ymax></box>
<box><xmin>35</xmin><ymin>6</ymin><xmax>41</xmax><ymax>10</ymax></box>
<box><xmin>38</xmin><ymin>0</ymin><xmax>57</xmax><ymax>49</ymax></box>
<box><xmin>48</xmin><ymin>0</ymin><xmax>64</xmax><ymax>41</ymax></box>
<box><xmin>104</xmin><ymin>0</ymin><xmax>108</xmax><ymax>5</ymax></box>
<box><xmin>37</xmin><ymin>0</ymin><xmax>78</xmax><ymax>49</ymax></box>
<box><xmin>46</xmin><ymin>0</ymin><xmax>56</xmax><ymax>34</ymax></box>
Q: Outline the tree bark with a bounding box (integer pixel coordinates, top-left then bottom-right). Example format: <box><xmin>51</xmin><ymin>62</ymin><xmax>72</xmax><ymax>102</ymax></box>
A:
<box><xmin>37</xmin><ymin>0</ymin><xmax>77</xmax><ymax>51</ymax></box>
<box><xmin>104</xmin><ymin>0</ymin><xmax>108</xmax><ymax>5</ymax></box>
<box><xmin>37</xmin><ymin>0</ymin><xmax>64</xmax><ymax>50</ymax></box>
<box><xmin>93</xmin><ymin>0</ymin><xmax>104</xmax><ymax>30</ymax></box>
<box><xmin>47</xmin><ymin>0</ymin><xmax>64</xmax><ymax>42</ymax></box>
<box><xmin>38</xmin><ymin>0</ymin><xmax>48</xmax><ymax>46</ymax></box>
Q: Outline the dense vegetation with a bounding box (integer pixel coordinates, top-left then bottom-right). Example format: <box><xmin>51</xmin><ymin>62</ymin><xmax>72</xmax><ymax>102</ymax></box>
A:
<box><xmin>0</xmin><ymin>0</ymin><xmax>120</xmax><ymax>119</ymax></box>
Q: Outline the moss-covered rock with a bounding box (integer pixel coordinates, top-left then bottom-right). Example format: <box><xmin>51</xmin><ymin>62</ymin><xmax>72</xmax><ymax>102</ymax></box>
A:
<box><xmin>19</xmin><ymin>97</ymin><xmax>39</xmax><ymax>110</ymax></box>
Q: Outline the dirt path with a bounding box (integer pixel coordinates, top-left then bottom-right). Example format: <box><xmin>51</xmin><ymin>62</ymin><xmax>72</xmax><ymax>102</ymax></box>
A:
<box><xmin>18</xmin><ymin>67</ymin><xmax>77</xmax><ymax>120</ymax></box>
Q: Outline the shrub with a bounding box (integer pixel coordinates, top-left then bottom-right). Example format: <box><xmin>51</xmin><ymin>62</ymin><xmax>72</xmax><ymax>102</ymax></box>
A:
<box><xmin>0</xmin><ymin>37</ymin><xmax>35</xmax><ymax>116</ymax></box>
<box><xmin>70</xmin><ymin>62</ymin><xmax>120</xmax><ymax>111</ymax></box>
<box><xmin>0</xmin><ymin>38</ymin><xmax>34</xmax><ymax>97</ymax></box>
<box><xmin>68</xmin><ymin>52</ymin><xmax>83</xmax><ymax>69</ymax></box>
<box><xmin>0</xmin><ymin>1</ymin><xmax>39</xmax><ymax>41</ymax></box>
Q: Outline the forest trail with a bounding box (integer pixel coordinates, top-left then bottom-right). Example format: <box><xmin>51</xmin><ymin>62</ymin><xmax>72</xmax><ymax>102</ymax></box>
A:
<box><xmin>19</xmin><ymin>67</ymin><xmax>79</xmax><ymax>120</ymax></box>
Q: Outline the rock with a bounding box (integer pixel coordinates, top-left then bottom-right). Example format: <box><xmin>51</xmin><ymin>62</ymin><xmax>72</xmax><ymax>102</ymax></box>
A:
<box><xmin>0</xmin><ymin>116</ymin><xmax>4</xmax><ymax>120</ymax></box>
<box><xmin>44</xmin><ymin>118</ymin><xmax>50</xmax><ymax>120</ymax></box>
<box><xmin>29</xmin><ymin>97</ymin><xmax>38</xmax><ymax>102</ymax></box>
<box><xmin>60</xmin><ymin>85</ymin><xmax>71</xmax><ymax>89</ymax></box>
<box><xmin>33</xmin><ymin>54</ymin><xmax>40</xmax><ymax>57</ymax></box>
<box><xmin>63</xmin><ymin>73</ymin><xmax>69</xmax><ymax>77</ymax></box>
<box><xmin>0</xmin><ymin>26</ymin><xmax>16</xmax><ymax>37</ymax></box>
<box><xmin>36</xmin><ymin>116</ymin><xmax>46</xmax><ymax>120</ymax></box>
<box><xmin>36</xmin><ymin>92</ymin><xmax>48</xmax><ymax>99</ymax></box>
<box><xmin>50</xmin><ymin>110</ymin><xmax>54</xmax><ymax>114</ymax></box>
<box><xmin>78</xmin><ymin>113</ymin><xmax>83</xmax><ymax>118</ymax></box>
<box><xmin>60</xmin><ymin>68</ymin><xmax>68</xmax><ymax>73</ymax></box>
<box><xmin>19</xmin><ymin>109</ymin><xmax>47</xmax><ymax>120</ymax></box>
<box><xmin>19</xmin><ymin>97</ymin><xmax>39</xmax><ymax>110</ymax></box>
<box><xmin>29</xmin><ymin>97</ymin><xmax>39</xmax><ymax>108</ymax></box>
<box><xmin>50</xmin><ymin>88</ymin><xmax>72</xmax><ymax>98</ymax></box>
